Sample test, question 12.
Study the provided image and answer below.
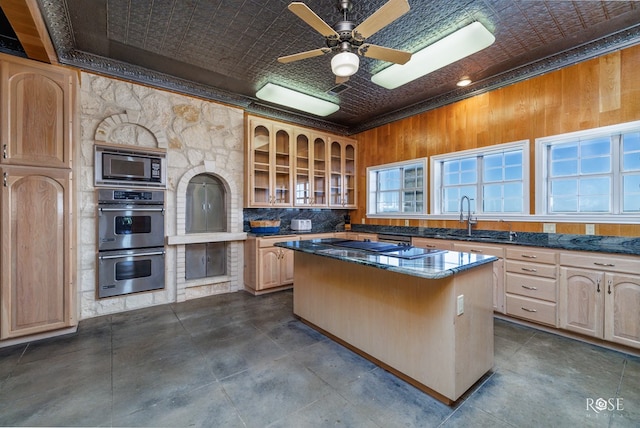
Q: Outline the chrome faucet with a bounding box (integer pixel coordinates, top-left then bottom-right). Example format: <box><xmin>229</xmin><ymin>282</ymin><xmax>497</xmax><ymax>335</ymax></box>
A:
<box><xmin>459</xmin><ymin>196</ymin><xmax>477</xmax><ymax>236</ymax></box>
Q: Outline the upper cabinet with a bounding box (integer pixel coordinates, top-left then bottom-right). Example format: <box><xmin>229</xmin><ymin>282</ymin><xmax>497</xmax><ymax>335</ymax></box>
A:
<box><xmin>294</xmin><ymin>130</ymin><xmax>328</xmax><ymax>208</ymax></box>
<box><xmin>246</xmin><ymin>117</ymin><xmax>293</xmax><ymax>207</ymax></box>
<box><xmin>329</xmin><ymin>138</ymin><xmax>357</xmax><ymax>208</ymax></box>
<box><xmin>246</xmin><ymin>115</ymin><xmax>357</xmax><ymax>209</ymax></box>
<box><xmin>0</xmin><ymin>54</ymin><xmax>76</xmax><ymax>168</ymax></box>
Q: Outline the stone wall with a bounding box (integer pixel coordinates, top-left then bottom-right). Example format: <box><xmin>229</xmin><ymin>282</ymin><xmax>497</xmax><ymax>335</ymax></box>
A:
<box><xmin>78</xmin><ymin>72</ymin><xmax>245</xmax><ymax>319</ymax></box>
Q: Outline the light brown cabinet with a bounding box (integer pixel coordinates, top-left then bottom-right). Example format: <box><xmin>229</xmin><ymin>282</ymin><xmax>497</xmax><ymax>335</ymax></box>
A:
<box><xmin>328</xmin><ymin>138</ymin><xmax>357</xmax><ymax>208</ymax></box>
<box><xmin>294</xmin><ymin>131</ymin><xmax>328</xmax><ymax>207</ymax></box>
<box><xmin>0</xmin><ymin>54</ymin><xmax>77</xmax><ymax>340</ymax></box>
<box><xmin>1</xmin><ymin>166</ymin><xmax>74</xmax><ymax>338</ymax></box>
<box><xmin>454</xmin><ymin>242</ymin><xmax>505</xmax><ymax>314</ymax></box>
<box><xmin>244</xmin><ymin>235</ymin><xmax>300</xmax><ymax>294</ymax></box>
<box><xmin>505</xmin><ymin>247</ymin><xmax>558</xmax><ymax>326</ymax></box>
<box><xmin>1</xmin><ymin>54</ymin><xmax>75</xmax><ymax>168</ymax></box>
<box><xmin>246</xmin><ymin>117</ymin><xmax>293</xmax><ymax>207</ymax></box>
<box><xmin>245</xmin><ymin>115</ymin><xmax>357</xmax><ymax>209</ymax></box>
<box><xmin>560</xmin><ymin>252</ymin><xmax>640</xmax><ymax>349</ymax></box>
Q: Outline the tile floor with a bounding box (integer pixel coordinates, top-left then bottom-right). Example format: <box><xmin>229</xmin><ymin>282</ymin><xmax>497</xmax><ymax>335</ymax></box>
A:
<box><xmin>0</xmin><ymin>290</ymin><xmax>637</xmax><ymax>427</ymax></box>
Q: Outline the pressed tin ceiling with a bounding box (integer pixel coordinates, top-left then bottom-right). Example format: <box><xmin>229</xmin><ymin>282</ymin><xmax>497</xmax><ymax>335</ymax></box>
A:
<box><xmin>4</xmin><ymin>1</ymin><xmax>640</xmax><ymax>134</ymax></box>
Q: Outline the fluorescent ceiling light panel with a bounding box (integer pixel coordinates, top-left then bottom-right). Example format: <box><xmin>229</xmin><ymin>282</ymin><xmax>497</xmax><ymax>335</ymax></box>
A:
<box><xmin>371</xmin><ymin>22</ymin><xmax>495</xmax><ymax>90</ymax></box>
<box><xmin>256</xmin><ymin>83</ymin><xmax>339</xmax><ymax>116</ymax></box>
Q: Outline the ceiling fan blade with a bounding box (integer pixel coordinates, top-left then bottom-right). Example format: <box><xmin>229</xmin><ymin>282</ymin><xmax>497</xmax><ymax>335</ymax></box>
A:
<box><xmin>278</xmin><ymin>48</ymin><xmax>331</xmax><ymax>64</ymax></box>
<box><xmin>335</xmin><ymin>75</ymin><xmax>350</xmax><ymax>84</ymax></box>
<box><xmin>352</xmin><ymin>0</ymin><xmax>410</xmax><ymax>41</ymax></box>
<box><xmin>358</xmin><ymin>44</ymin><xmax>411</xmax><ymax>64</ymax></box>
<box><xmin>288</xmin><ymin>2</ymin><xmax>339</xmax><ymax>39</ymax></box>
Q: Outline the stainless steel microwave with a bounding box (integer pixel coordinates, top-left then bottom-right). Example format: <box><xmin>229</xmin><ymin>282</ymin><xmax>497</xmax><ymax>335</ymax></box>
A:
<box><xmin>95</xmin><ymin>145</ymin><xmax>166</xmax><ymax>188</ymax></box>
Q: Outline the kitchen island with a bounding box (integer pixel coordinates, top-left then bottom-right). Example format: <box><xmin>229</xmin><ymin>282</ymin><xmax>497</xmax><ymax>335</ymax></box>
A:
<box><xmin>276</xmin><ymin>238</ymin><xmax>497</xmax><ymax>404</ymax></box>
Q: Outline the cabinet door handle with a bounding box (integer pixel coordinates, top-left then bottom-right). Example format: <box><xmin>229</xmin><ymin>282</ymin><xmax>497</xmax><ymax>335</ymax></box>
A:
<box><xmin>607</xmin><ymin>279</ymin><xmax>612</xmax><ymax>295</ymax></box>
<box><xmin>596</xmin><ymin>278</ymin><xmax>601</xmax><ymax>293</ymax></box>
<box><xmin>521</xmin><ymin>307</ymin><xmax>537</xmax><ymax>313</ymax></box>
<box><xmin>3</xmin><ymin>172</ymin><xmax>6</xmax><ymax>187</ymax></box>
<box><xmin>521</xmin><ymin>285</ymin><xmax>538</xmax><ymax>290</ymax></box>
<box><xmin>2</xmin><ymin>144</ymin><xmax>6</xmax><ymax>159</ymax></box>
<box><xmin>521</xmin><ymin>267</ymin><xmax>537</xmax><ymax>272</ymax></box>
<box><xmin>594</xmin><ymin>262</ymin><xmax>615</xmax><ymax>267</ymax></box>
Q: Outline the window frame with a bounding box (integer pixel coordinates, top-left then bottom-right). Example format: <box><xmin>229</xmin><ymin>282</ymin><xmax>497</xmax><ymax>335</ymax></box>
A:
<box><xmin>535</xmin><ymin>120</ymin><xmax>640</xmax><ymax>220</ymax></box>
<box><xmin>430</xmin><ymin>140</ymin><xmax>530</xmax><ymax>219</ymax></box>
<box><xmin>366</xmin><ymin>157</ymin><xmax>428</xmax><ymax>218</ymax></box>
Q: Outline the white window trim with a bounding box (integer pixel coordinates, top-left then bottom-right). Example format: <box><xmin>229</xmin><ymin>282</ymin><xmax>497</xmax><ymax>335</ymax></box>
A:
<box><xmin>429</xmin><ymin>140</ymin><xmax>530</xmax><ymax>219</ymax></box>
<box><xmin>535</xmin><ymin>119</ymin><xmax>640</xmax><ymax>222</ymax></box>
<box><xmin>366</xmin><ymin>157</ymin><xmax>428</xmax><ymax>219</ymax></box>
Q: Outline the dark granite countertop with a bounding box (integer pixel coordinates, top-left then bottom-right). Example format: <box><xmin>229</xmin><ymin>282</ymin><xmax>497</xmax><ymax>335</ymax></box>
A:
<box><xmin>252</xmin><ymin>225</ymin><xmax>640</xmax><ymax>256</ymax></box>
<box><xmin>276</xmin><ymin>238</ymin><xmax>497</xmax><ymax>280</ymax></box>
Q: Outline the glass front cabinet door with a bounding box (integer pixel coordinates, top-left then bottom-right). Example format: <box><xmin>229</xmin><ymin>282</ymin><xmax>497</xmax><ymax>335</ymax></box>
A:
<box><xmin>294</xmin><ymin>131</ymin><xmax>327</xmax><ymax>207</ymax></box>
<box><xmin>329</xmin><ymin>138</ymin><xmax>357</xmax><ymax>208</ymax></box>
<box><xmin>247</xmin><ymin>118</ymin><xmax>293</xmax><ymax>207</ymax></box>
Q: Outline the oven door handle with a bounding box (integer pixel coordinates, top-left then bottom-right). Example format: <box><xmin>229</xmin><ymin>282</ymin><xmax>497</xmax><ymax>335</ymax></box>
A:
<box><xmin>99</xmin><ymin>207</ymin><xmax>165</xmax><ymax>213</ymax></box>
<box><xmin>99</xmin><ymin>250</ymin><xmax>165</xmax><ymax>260</ymax></box>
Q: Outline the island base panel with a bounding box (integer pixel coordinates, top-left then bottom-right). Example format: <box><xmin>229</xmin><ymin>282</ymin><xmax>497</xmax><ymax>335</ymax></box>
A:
<box><xmin>293</xmin><ymin>252</ymin><xmax>494</xmax><ymax>403</ymax></box>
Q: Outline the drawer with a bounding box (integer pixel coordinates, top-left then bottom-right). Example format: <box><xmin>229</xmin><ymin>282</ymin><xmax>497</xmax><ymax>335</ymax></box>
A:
<box><xmin>258</xmin><ymin>235</ymin><xmax>299</xmax><ymax>248</ymax></box>
<box><xmin>454</xmin><ymin>242</ymin><xmax>504</xmax><ymax>258</ymax></box>
<box><xmin>506</xmin><ymin>273</ymin><xmax>557</xmax><ymax>302</ymax></box>
<box><xmin>412</xmin><ymin>237</ymin><xmax>455</xmax><ymax>250</ymax></box>
<box><xmin>506</xmin><ymin>247</ymin><xmax>557</xmax><ymax>264</ymax></box>
<box><xmin>506</xmin><ymin>260</ymin><xmax>557</xmax><ymax>279</ymax></box>
<box><xmin>506</xmin><ymin>294</ymin><xmax>557</xmax><ymax>326</ymax></box>
<box><xmin>560</xmin><ymin>252</ymin><xmax>640</xmax><ymax>275</ymax></box>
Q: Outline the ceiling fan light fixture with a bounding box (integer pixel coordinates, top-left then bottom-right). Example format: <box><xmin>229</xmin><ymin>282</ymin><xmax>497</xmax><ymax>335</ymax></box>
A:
<box><xmin>331</xmin><ymin>51</ymin><xmax>360</xmax><ymax>77</ymax></box>
<box><xmin>371</xmin><ymin>22</ymin><xmax>495</xmax><ymax>89</ymax></box>
<box><xmin>256</xmin><ymin>83</ymin><xmax>339</xmax><ymax>117</ymax></box>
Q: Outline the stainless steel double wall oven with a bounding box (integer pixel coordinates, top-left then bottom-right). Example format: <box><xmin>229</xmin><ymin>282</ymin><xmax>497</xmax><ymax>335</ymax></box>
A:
<box><xmin>97</xmin><ymin>189</ymin><xmax>165</xmax><ymax>298</ymax></box>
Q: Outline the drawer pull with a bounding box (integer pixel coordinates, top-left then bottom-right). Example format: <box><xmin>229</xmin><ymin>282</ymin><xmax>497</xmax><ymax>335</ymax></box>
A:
<box><xmin>521</xmin><ymin>307</ymin><xmax>537</xmax><ymax>313</ymax></box>
<box><xmin>521</xmin><ymin>254</ymin><xmax>537</xmax><ymax>259</ymax></box>
<box><xmin>593</xmin><ymin>262</ymin><xmax>615</xmax><ymax>267</ymax></box>
<box><xmin>470</xmin><ymin>249</ymin><xmax>483</xmax><ymax>253</ymax></box>
<box><xmin>521</xmin><ymin>267</ymin><xmax>537</xmax><ymax>272</ymax></box>
<box><xmin>424</xmin><ymin>244</ymin><xmax>436</xmax><ymax>248</ymax></box>
<box><xmin>521</xmin><ymin>285</ymin><xmax>538</xmax><ymax>290</ymax></box>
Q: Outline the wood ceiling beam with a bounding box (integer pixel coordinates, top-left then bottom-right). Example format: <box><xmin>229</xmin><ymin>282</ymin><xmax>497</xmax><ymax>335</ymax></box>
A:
<box><xmin>0</xmin><ymin>0</ymin><xmax>58</xmax><ymax>64</ymax></box>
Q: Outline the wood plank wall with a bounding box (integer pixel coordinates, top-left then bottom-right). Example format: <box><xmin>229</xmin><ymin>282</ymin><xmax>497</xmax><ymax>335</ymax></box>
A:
<box><xmin>352</xmin><ymin>45</ymin><xmax>640</xmax><ymax>237</ymax></box>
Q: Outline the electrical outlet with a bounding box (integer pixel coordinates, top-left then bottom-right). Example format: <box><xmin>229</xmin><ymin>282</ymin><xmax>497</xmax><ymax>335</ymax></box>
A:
<box><xmin>585</xmin><ymin>224</ymin><xmax>595</xmax><ymax>235</ymax></box>
<box><xmin>361</xmin><ymin>217</ymin><xmax>365</xmax><ymax>224</ymax></box>
<box><xmin>543</xmin><ymin>223</ymin><xmax>556</xmax><ymax>233</ymax></box>
<box><xmin>457</xmin><ymin>295</ymin><xmax>464</xmax><ymax>316</ymax></box>
<box><xmin>404</xmin><ymin>219</ymin><xmax>409</xmax><ymax>226</ymax></box>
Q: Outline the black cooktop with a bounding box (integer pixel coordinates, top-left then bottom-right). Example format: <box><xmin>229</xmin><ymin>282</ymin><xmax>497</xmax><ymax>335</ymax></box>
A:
<box><xmin>327</xmin><ymin>239</ymin><xmax>446</xmax><ymax>260</ymax></box>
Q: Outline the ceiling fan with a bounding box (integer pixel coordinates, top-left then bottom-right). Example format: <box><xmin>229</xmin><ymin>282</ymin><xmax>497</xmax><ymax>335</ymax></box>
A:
<box><xmin>278</xmin><ymin>0</ymin><xmax>412</xmax><ymax>83</ymax></box>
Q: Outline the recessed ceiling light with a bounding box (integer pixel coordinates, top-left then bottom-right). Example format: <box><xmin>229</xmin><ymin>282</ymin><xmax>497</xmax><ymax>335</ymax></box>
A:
<box><xmin>457</xmin><ymin>78</ymin><xmax>472</xmax><ymax>87</ymax></box>
<box><xmin>371</xmin><ymin>22</ymin><xmax>495</xmax><ymax>90</ymax></box>
<box><xmin>256</xmin><ymin>83</ymin><xmax>339</xmax><ymax>117</ymax></box>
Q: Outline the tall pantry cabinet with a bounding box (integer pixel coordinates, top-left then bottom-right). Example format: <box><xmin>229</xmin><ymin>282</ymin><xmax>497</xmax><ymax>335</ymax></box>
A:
<box><xmin>0</xmin><ymin>53</ymin><xmax>77</xmax><ymax>340</ymax></box>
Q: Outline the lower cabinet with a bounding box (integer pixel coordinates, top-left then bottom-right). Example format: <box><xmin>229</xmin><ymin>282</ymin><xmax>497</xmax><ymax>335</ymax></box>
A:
<box><xmin>1</xmin><ymin>166</ymin><xmax>75</xmax><ymax>339</ymax></box>
<box><xmin>453</xmin><ymin>242</ymin><xmax>505</xmax><ymax>313</ymax></box>
<box><xmin>244</xmin><ymin>235</ymin><xmax>300</xmax><ymax>294</ymax></box>
<box><xmin>560</xmin><ymin>252</ymin><xmax>640</xmax><ymax>349</ymax></box>
<box><xmin>504</xmin><ymin>247</ymin><xmax>558</xmax><ymax>327</ymax></box>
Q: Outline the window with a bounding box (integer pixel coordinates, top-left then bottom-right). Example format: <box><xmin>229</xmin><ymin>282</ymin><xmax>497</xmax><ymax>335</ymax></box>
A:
<box><xmin>431</xmin><ymin>141</ymin><xmax>529</xmax><ymax>215</ymax></box>
<box><xmin>536</xmin><ymin>121</ymin><xmax>640</xmax><ymax>216</ymax></box>
<box><xmin>367</xmin><ymin>158</ymin><xmax>427</xmax><ymax>216</ymax></box>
